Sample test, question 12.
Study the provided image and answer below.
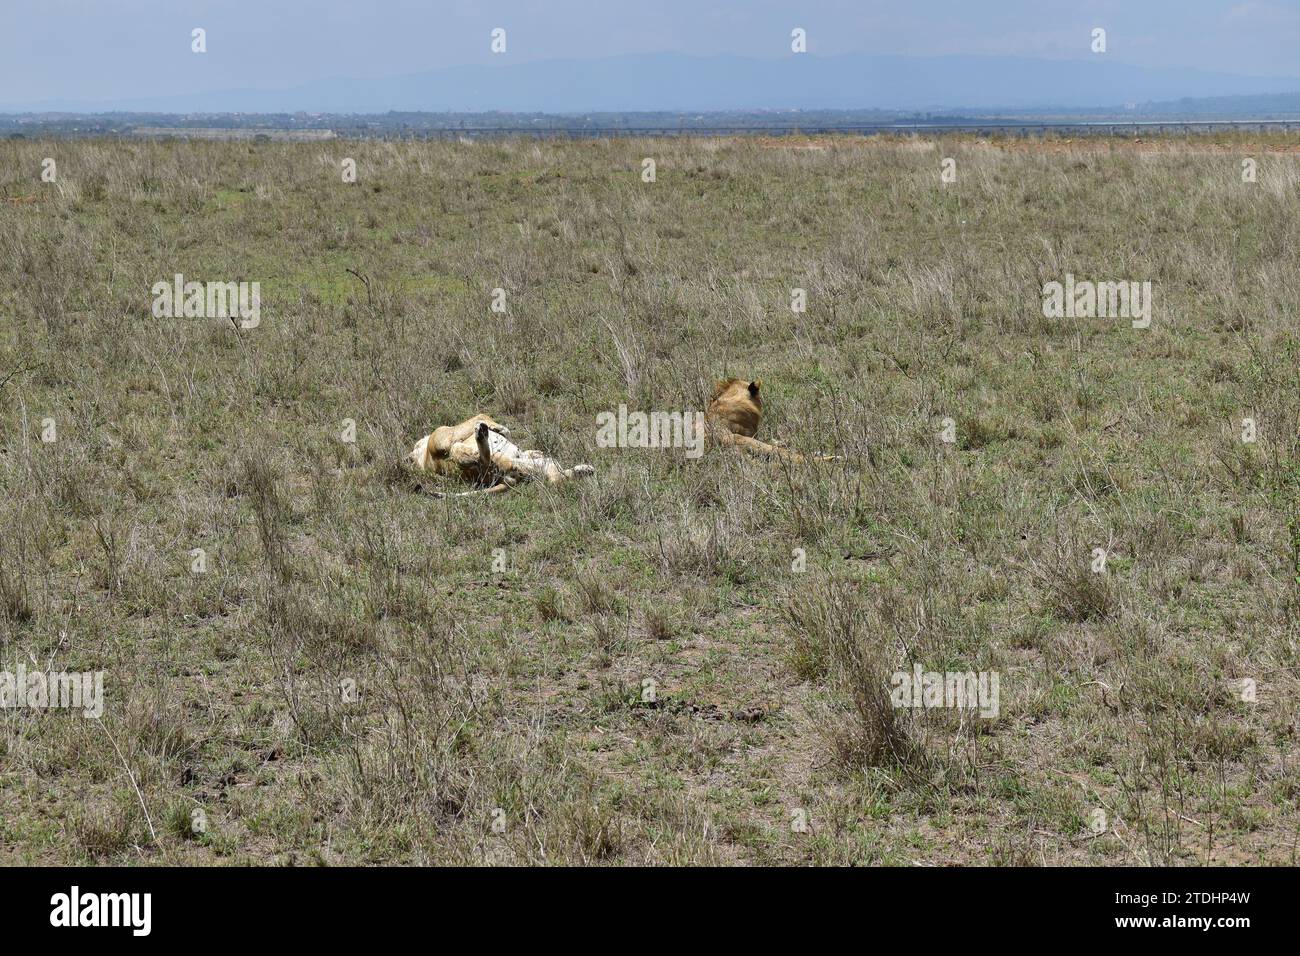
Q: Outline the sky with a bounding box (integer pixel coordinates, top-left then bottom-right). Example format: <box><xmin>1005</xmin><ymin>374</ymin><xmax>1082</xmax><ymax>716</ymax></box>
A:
<box><xmin>4</xmin><ymin>1</ymin><xmax>1300</xmax><ymax>106</ymax></box>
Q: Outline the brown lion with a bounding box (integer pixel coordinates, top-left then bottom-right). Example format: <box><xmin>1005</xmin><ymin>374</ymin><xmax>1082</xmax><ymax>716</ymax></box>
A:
<box><xmin>706</xmin><ymin>378</ymin><xmax>835</xmax><ymax>462</ymax></box>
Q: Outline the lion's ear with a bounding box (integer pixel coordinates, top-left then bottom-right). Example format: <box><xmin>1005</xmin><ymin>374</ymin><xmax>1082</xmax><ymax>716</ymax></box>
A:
<box><xmin>748</xmin><ymin>380</ymin><xmax>761</xmax><ymax>397</ymax></box>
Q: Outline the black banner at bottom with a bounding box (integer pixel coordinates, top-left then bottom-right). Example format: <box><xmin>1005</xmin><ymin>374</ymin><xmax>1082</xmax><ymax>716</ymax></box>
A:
<box><xmin>0</xmin><ymin>866</ymin><xmax>1276</xmax><ymax>941</ymax></box>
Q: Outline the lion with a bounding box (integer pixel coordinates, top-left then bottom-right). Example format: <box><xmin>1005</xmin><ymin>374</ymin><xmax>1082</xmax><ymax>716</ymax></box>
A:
<box><xmin>706</xmin><ymin>378</ymin><xmax>835</xmax><ymax>462</ymax></box>
<box><xmin>407</xmin><ymin>379</ymin><xmax>829</xmax><ymax>497</ymax></box>
<box><xmin>406</xmin><ymin>414</ymin><xmax>594</xmax><ymax>497</ymax></box>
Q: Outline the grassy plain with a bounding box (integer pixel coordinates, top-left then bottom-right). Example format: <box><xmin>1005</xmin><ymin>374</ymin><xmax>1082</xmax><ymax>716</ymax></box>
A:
<box><xmin>1</xmin><ymin>133</ymin><xmax>1298</xmax><ymax>864</ymax></box>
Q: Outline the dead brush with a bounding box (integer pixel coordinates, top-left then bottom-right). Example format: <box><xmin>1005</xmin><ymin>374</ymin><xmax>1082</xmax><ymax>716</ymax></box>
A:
<box><xmin>239</xmin><ymin>451</ymin><xmax>290</xmax><ymax>585</ymax></box>
<box><xmin>548</xmin><ymin>796</ymin><xmax>625</xmax><ymax>863</ymax></box>
<box><xmin>0</xmin><ymin>539</ymin><xmax>35</xmax><ymax>624</ymax></box>
<box><xmin>72</xmin><ymin>801</ymin><xmax>143</xmax><ymax>860</ymax></box>
<box><xmin>1018</xmin><ymin>531</ymin><xmax>1120</xmax><ymax>623</ymax></box>
<box><xmin>573</xmin><ymin>568</ymin><xmax>622</xmax><ymax>616</ymax></box>
<box><xmin>334</xmin><ymin>626</ymin><xmax>482</xmax><ymax>827</ymax></box>
<box><xmin>89</xmin><ymin>507</ymin><xmax>129</xmax><ymax>599</ymax></box>
<box><xmin>1113</xmin><ymin>703</ymin><xmax>1253</xmax><ymax>865</ymax></box>
<box><xmin>783</xmin><ymin>576</ymin><xmax>916</xmax><ymax>770</ymax></box>
<box><xmin>651</xmin><ymin>502</ymin><xmax>749</xmax><ymax>582</ymax></box>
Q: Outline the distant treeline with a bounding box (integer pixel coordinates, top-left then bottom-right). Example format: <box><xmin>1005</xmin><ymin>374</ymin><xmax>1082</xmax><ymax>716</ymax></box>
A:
<box><xmin>1</xmin><ymin>109</ymin><xmax>912</xmax><ymax>138</ymax></box>
<box><xmin>7</xmin><ymin>99</ymin><xmax>1300</xmax><ymax>139</ymax></box>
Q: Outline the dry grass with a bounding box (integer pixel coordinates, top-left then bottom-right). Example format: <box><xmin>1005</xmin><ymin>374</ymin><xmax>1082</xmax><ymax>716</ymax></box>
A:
<box><xmin>0</xmin><ymin>133</ymin><xmax>1297</xmax><ymax>865</ymax></box>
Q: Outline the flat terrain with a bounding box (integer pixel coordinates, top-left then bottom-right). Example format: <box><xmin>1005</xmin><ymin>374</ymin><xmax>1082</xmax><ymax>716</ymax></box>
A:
<box><xmin>0</xmin><ymin>134</ymin><xmax>1297</xmax><ymax>864</ymax></box>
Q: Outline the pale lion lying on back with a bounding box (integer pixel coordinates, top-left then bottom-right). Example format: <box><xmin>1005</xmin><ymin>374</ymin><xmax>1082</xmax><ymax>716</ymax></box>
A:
<box><xmin>406</xmin><ymin>377</ymin><xmax>831</xmax><ymax>496</ymax></box>
<box><xmin>406</xmin><ymin>415</ymin><xmax>594</xmax><ymax>497</ymax></box>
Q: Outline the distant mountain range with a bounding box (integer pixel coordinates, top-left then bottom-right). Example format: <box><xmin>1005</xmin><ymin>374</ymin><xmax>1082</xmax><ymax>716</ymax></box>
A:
<box><xmin>1129</xmin><ymin>91</ymin><xmax>1300</xmax><ymax>117</ymax></box>
<box><xmin>5</xmin><ymin>52</ymin><xmax>1300</xmax><ymax>115</ymax></box>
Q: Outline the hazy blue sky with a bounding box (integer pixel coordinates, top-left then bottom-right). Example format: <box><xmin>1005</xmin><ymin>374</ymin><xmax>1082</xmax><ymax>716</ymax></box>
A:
<box><xmin>4</xmin><ymin>1</ymin><xmax>1300</xmax><ymax>104</ymax></box>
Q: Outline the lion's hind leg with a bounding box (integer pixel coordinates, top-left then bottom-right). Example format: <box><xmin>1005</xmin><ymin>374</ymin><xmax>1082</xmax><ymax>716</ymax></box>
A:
<box><xmin>714</xmin><ymin>429</ymin><xmax>806</xmax><ymax>463</ymax></box>
<box><xmin>433</xmin><ymin>414</ymin><xmax>509</xmax><ymax>456</ymax></box>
